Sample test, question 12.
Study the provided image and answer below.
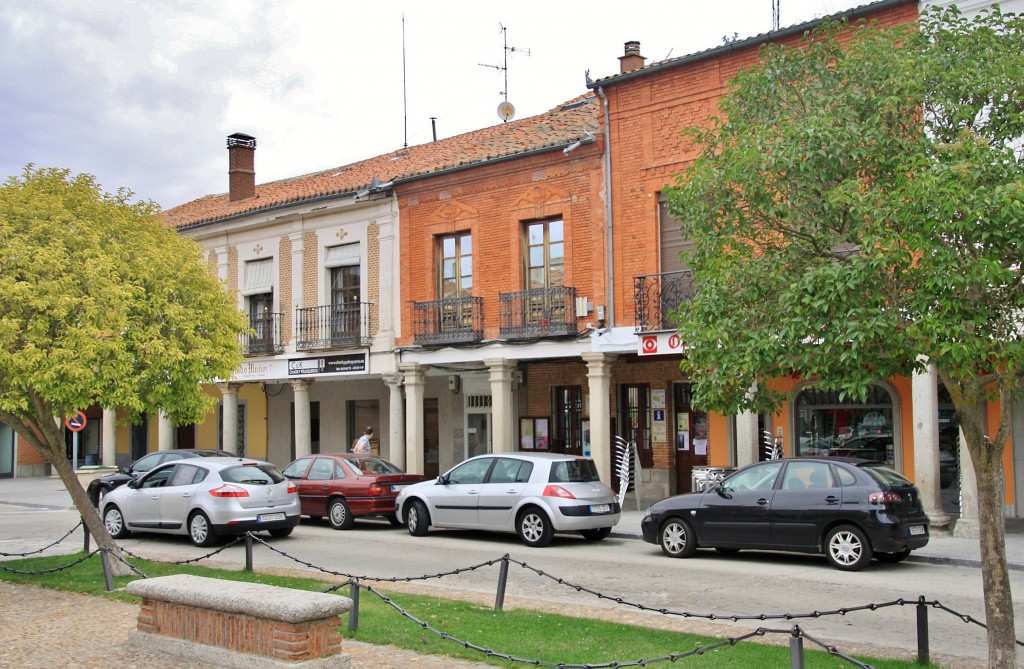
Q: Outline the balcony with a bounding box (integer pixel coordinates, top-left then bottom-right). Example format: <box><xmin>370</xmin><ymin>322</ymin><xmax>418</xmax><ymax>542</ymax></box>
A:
<box><xmin>634</xmin><ymin>270</ymin><xmax>697</xmax><ymax>332</ymax></box>
<box><xmin>413</xmin><ymin>296</ymin><xmax>484</xmax><ymax>346</ymax></box>
<box><xmin>499</xmin><ymin>286</ymin><xmax>577</xmax><ymax>339</ymax></box>
<box><xmin>295</xmin><ymin>303</ymin><xmax>372</xmax><ymax>350</ymax></box>
<box><xmin>242</xmin><ymin>312</ymin><xmax>284</xmax><ymax>356</ymax></box>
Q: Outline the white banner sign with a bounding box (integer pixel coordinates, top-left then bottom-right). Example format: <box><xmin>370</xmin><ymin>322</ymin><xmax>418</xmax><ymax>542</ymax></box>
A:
<box><xmin>637</xmin><ymin>332</ymin><xmax>683</xmax><ymax>356</ymax></box>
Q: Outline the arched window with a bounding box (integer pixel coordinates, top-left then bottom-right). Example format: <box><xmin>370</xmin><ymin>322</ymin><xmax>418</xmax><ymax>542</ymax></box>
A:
<box><xmin>794</xmin><ymin>384</ymin><xmax>898</xmax><ymax>469</ymax></box>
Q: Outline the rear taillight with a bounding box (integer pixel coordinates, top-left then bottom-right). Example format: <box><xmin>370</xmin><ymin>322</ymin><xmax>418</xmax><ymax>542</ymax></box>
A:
<box><xmin>869</xmin><ymin>491</ymin><xmax>903</xmax><ymax>504</ymax></box>
<box><xmin>287</xmin><ymin>483</ymin><xmax>298</xmax><ymax>494</ymax></box>
<box><xmin>542</xmin><ymin>485</ymin><xmax>576</xmax><ymax>499</ymax></box>
<box><xmin>209</xmin><ymin>484</ymin><xmax>249</xmax><ymax>498</ymax></box>
<box><xmin>368</xmin><ymin>483</ymin><xmax>386</xmax><ymax>496</ymax></box>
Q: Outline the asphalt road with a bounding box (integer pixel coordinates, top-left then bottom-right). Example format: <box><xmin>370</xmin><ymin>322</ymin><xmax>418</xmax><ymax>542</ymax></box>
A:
<box><xmin>2</xmin><ymin>502</ymin><xmax>1018</xmax><ymax>668</ymax></box>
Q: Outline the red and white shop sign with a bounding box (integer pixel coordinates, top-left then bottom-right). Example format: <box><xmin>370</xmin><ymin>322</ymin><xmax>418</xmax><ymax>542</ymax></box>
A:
<box><xmin>638</xmin><ymin>333</ymin><xmax>683</xmax><ymax>356</ymax></box>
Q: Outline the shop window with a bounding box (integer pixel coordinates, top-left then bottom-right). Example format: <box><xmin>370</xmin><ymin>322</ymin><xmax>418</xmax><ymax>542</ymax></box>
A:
<box><xmin>794</xmin><ymin>384</ymin><xmax>897</xmax><ymax>469</ymax></box>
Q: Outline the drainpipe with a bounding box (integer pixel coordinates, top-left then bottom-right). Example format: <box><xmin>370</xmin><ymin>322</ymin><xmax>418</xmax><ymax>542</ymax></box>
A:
<box><xmin>596</xmin><ymin>85</ymin><xmax>615</xmax><ymax>327</ymax></box>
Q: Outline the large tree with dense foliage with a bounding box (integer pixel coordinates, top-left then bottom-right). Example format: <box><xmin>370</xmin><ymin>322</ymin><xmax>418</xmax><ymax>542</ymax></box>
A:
<box><xmin>666</xmin><ymin>6</ymin><xmax>1024</xmax><ymax>666</ymax></box>
<box><xmin>0</xmin><ymin>167</ymin><xmax>247</xmax><ymax>573</ymax></box>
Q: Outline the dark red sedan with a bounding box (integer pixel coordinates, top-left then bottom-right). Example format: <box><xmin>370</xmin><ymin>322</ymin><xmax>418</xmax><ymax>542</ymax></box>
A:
<box><xmin>281</xmin><ymin>454</ymin><xmax>425</xmax><ymax>529</ymax></box>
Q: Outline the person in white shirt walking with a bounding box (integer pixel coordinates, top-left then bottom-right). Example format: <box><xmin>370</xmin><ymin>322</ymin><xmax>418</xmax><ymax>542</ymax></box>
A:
<box><xmin>352</xmin><ymin>426</ymin><xmax>374</xmax><ymax>454</ymax></box>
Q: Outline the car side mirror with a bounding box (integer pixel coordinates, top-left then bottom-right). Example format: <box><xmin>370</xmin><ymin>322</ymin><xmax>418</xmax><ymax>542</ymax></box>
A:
<box><xmin>715</xmin><ymin>484</ymin><xmax>732</xmax><ymax>499</ymax></box>
<box><xmin>127</xmin><ymin>478</ymin><xmax>140</xmax><ymax>489</ymax></box>
<box><xmin>436</xmin><ymin>475</ymin><xmax>448</xmax><ymax>485</ymax></box>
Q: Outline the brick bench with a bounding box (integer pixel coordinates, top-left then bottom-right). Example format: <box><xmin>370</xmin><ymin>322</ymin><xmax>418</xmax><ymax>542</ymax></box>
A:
<box><xmin>126</xmin><ymin>574</ymin><xmax>352</xmax><ymax>668</ymax></box>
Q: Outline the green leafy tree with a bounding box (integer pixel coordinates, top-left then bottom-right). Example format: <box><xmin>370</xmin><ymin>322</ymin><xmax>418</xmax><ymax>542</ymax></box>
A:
<box><xmin>0</xmin><ymin>167</ymin><xmax>247</xmax><ymax>574</ymax></box>
<box><xmin>666</xmin><ymin>7</ymin><xmax>1024</xmax><ymax>666</ymax></box>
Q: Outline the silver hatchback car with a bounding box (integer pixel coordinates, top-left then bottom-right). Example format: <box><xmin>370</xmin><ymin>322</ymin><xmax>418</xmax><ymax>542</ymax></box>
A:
<box><xmin>101</xmin><ymin>457</ymin><xmax>301</xmax><ymax>546</ymax></box>
<box><xmin>394</xmin><ymin>452</ymin><xmax>621</xmax><ymax>547</ymax></box>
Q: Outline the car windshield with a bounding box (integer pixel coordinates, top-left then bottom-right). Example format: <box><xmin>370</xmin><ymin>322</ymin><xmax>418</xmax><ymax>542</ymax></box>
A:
<box><xmin>344</xmin><ymin>457</ymin><xmax>402</xmax><ymax>475</ymax></box>
<box><xmin>549</xmin><ymin>459</ymin><xmax>600</xmax><ymax>483</ymax></box>
<box><xmin>861</xmin><ymin>464</ymin><xmax>912</xmax><ymax>487</ymax></box>
<box><xmin>220</xmin><ymin>464</ymin><xmax>285</xmax><ymax>485</ymax></box>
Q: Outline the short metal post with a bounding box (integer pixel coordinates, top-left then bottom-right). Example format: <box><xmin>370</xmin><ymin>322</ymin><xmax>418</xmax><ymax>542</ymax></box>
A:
<box><xmin>789</xmin><ymin>626</ymin><xmax>805</xmax><ymax>669</ymax></box>
<box><xmin>82</xmin><ymin>518</ymin><xmax>90</xmax><ymax>553</ymax></box>
<box><xmin>245</xmin><ymin>533</ymin><xmax>254</xmax><ymax>571</ymax></box>
<box><xmin>348</xmin><ymin>582</ymin><xmax>360</xmax><ymax>632</ymax></box>
<box><xmin>99</xmin><ymin>549</ymin><xmax>115</xmax><ymax>592</ymax></box>
<box><xmin>495</xmin><ymin>555</ymin><xmax>510</xmax><ymax>611</ymax></box>
<box><xmin>916</xmin><ymin>596</ymin><xmax>929</xmax><ymax>665</ymax></box>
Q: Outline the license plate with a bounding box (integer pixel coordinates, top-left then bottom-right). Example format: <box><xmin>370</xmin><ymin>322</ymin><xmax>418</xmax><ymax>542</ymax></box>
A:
<box><xmin>909</xmin><ymin>525</ymin><xmax>925</xmax><ymax>536</ymax></box>
<box><xmin>258</xmin><ymin>512</ymin><xmax>286</xmax><ymax>522</ymax></box>
<box><xmin>391</xmin><ymin>484</ymin><xmax>408</xmax><ymax>493</ymax></box>
<box><xmin>590</xmin><ymin>504</ymin><xmax>610</xmax><ymax>514</ymax></box>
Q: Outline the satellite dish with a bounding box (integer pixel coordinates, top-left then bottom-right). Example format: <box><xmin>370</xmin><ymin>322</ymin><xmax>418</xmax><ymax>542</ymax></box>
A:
<box><xmin>497</xmin><ymin>101</ymin><xmax>516</xmax><ymax>122</ymax></box>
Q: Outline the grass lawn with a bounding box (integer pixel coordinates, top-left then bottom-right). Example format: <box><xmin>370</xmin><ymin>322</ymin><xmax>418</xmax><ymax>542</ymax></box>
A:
<box><xmin>0</xmin><ymin>552</ymin><xmax>943</xmax><ymax>668</ymax></box>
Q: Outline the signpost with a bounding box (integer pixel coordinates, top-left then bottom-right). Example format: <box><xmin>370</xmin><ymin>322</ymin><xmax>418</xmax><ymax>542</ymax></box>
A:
<box><xmin>65</xmin><ymin>411</ymin><xmax>87</xmax><ymax>469</ymax></box>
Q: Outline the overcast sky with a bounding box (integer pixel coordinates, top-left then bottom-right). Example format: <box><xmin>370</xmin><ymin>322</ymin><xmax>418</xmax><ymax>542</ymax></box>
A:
<box><xmin>1</xmin><ymin>0</ymin><xmax>867</xmax><ymax>210</ymax></box>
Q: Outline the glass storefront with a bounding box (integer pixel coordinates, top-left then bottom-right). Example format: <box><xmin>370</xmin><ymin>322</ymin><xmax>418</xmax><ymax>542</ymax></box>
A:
<box><xmin>794</xmin><ymin>384</ymin><xmax>896</xmax><ymax>468</ymax></box>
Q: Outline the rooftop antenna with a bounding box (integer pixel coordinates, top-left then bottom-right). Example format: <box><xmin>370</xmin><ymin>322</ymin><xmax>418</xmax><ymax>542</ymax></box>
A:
<box><xmin>772</xmin><ymin>0</ymin><xmax>781</xmax><ymax>30</ymax></box>
<box><xmin>399</xmin><ymin>13</ymin><xmax>407</xmax><ymax>146</ymax></box>
<box><xmin>479</xmin><ymin>24</ymin><xmax>529</xmax><ymax>122</ymax></box>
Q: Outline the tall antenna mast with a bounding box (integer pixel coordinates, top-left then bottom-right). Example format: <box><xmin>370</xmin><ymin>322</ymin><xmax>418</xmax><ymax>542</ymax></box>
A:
<box><xmin>399</xmin><ymin>13</ymin><xmax>407</xmax><ymax>146</ymax></box>
<box><xmin>772</xmin><ymin>0</ymin><xmax>781</xmax><ymax>30</ymax></box>
<box><xmin>479</xmin><ymin>24</ymin><xmax>529</xmax><ymax>122</ymax></box>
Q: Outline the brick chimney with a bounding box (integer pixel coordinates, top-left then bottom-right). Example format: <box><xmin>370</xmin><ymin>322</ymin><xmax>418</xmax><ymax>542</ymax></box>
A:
<box><xmin>619</xmin><ymin>41</ymin><xmax>646</xmax><ymax>74</ymax></box>
<box><xmin>227</xmin><ymin>132</ymin><xmax>256</xmax><ymax>201</ymax></box>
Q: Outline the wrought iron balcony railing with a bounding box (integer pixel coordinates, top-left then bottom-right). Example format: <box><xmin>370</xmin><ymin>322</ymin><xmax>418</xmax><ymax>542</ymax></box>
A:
<box><xmin>413</xmin><ymin>296</ymin><xmax>484</xmax><ymax>346</ymax></box>
<box><xmin>242</xmin><ymin>312</ymin><xmax>284</xmax><ymax>356</ymax></box>
<box><xmin>634</xmin><ymin>270</ymin><xmax>697</xmax><ymax>332</ymax></box>
<box><xmin>499</xmin><ymin>286</ymin><xmax>577</xmax><ymax>339</ymax></box>
<box><xmin>295</xmin><ymin>302</ymin><xmax>372</xmax><ymax>350</ymax></box>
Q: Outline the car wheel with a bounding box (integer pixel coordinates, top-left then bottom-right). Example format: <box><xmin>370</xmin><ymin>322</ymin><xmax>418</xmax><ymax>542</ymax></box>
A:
<box><xmin>269</xmin><ymin>527</ymin><xmax>293</xmax><ymax>538</ymax></box>
<box><xmin>825</xmin><ymin>525</ymin><xmax>873</xmax><ymax>571</ymax></box>
<box><xmin>103</xmin><ymin>505</ymin><xmax>130</xmax><ymax>539</ymax></box>
<box><xmin>188</xmin><ymin>511</ymin><xmax>218</xmax><ymax>547</ymax></box>
<box><xmin>328</xmin><ymin>498</ymin><xmax>355</xmax><ymax>530</ymax></box>
<box><xmin>386</xmin><ymin>513</ymin><xmax>403</xmax><ymax>527</ymax></box>
<box><xmin>581</xmin><ymin>526</ymin><xmax>612</xmax><ymax>541</ymax></box>
<box><xmin>659</xmin><ymin>518</ymin><xmax>698</xmax><ymax>558</ymax></box>
<box><xmin>406</xmin><ymin>500</ymin><xmax>430</xmax><ymax>536</ymax></box>
<box><xmin>516</xmin><ymin>507</ymin><xmax>554</xmax><ymax>547</ymax></box>
<box><xmin>875</xmin><ymin>547</ymin><xmax>911</xmax><ymax>564</ymax></box>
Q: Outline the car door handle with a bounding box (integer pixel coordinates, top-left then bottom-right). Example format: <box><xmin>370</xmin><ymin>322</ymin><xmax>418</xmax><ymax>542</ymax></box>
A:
<box><xmin>320</xmin><ymin>484</ymin><xmax>329</xmax><ymax>489</ymax></box>
<box><xmin>506</xmin><ymin>489</ymin><xmax>519</xmax><ymax>494</ymax></box>
<box><xmin>757</xmin><ymin>498</ymin><xmax>770</xmax><ymax>505</ymax></box>
<box><xmin>825</xmin><ymin>495</ymin><xmax>840</xmax><ymax>504</ymax></box>
<box><xmin>467</xmin><ymin>490</ymin><xmax>479</xmax><ymax>495</ymax></box>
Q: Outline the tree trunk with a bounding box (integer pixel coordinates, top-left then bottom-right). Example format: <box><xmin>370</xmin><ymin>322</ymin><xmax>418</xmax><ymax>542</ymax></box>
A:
<box><xmin>43</xmin><ymin>442</ymin><xmax>134</xmax><ymax>578</ymax></box>
<box><xmin>968</xmin><ymin>438</ymin><xmax>1018</xmax><ymax>668</ymax></box>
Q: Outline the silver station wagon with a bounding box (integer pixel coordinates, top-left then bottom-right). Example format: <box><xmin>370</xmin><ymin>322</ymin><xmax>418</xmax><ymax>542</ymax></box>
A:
<box><xmin>395</xmin><ymin>452</ymin><xmax>621</xmax><ymax>547</ymax></box>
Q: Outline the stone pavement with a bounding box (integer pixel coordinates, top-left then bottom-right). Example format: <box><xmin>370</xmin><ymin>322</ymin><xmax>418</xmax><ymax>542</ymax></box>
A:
<box><xmin>0</xmin><ymin>475</ymin><xmax>1019</xmax><ymax>668</ymax></box>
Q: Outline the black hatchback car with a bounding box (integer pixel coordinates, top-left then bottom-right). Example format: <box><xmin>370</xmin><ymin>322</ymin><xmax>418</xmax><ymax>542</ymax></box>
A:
<box><xmin>641</xmin><ymin>457</ymin><xmax>929</xmax><ymax>571</ymax></box>
<box><xmin>87</xmin><ymin>449</ymin><xmax>232</xmax><ymax>506</ymax></box>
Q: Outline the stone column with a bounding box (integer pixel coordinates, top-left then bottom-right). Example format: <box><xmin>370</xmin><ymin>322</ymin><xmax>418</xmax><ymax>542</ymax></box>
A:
<box><xmin>158</xmin><ymin>412</ymin><xmax>174</xmax><ymax>451</ymax></box>
<box><xmin>291</xmin><ymin>379</ymin><xmax>313</xmax><ymax>460</ymax></box>
<box><xmin>583</xmin><ymin>352</ymin><xmax>613</xmax><ymax>485</ymax></box>
<box><xmin>485</xmin><ymin>358</ymin><xmax>517</xmax><ymax>453</ymax></box>
<box><xmin>385</xmin><ymin>373</ymin><xmax>406</xmax><ymax>468</ymax></box>
<box><xmin>954</xmin><ymin>427</ymin><xmax>980</xmax><ymax>538</ymax></box>
<box><xmin>102</xmin><ymin>407</ymin><xmax>117</xmax><ymax>466</ymax></box>
<box><xmin>735</xmin><ymin>411</ymin><xmax>760</xmax><ymax>468</ymax></box>
<box><xmin>912</xmin><ymin>360</ymin><xmax>952</xmax><ymax>529</ymax></box>
<box><xmin>218</xmin><ymin>382</ymin><xmax>242</xmax><ymax>455</ymax></box>
<box><xmin>400</xmin><ymin>363</ymin><xmax>425</xmax><ymax>475</ymax></box>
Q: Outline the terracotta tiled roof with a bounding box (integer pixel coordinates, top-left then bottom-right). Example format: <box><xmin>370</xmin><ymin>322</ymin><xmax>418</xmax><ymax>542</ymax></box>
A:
<box><xmin>588</xmin><ymin>0</ymin><xmax>915</xmax><ymax>89</ymax></box>
<box><xmin>163</xmin><ymin>93</ymin><xmax>600</xmax><ymax>229</ymax></box>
